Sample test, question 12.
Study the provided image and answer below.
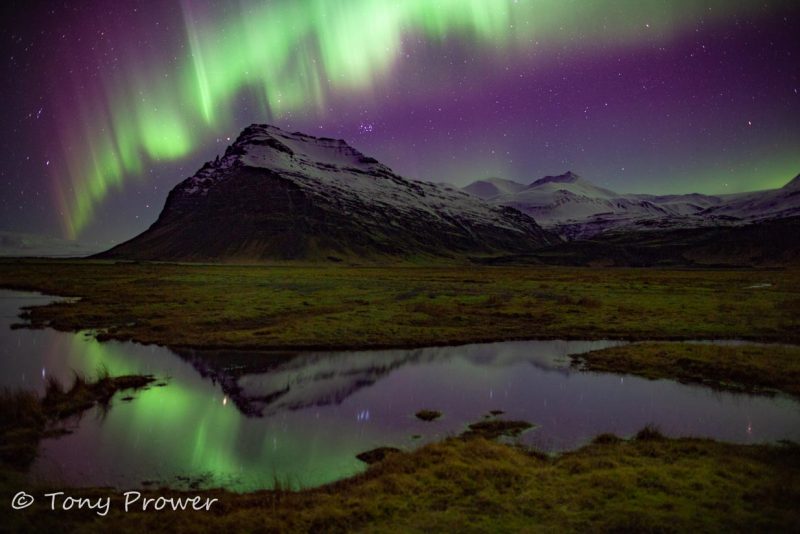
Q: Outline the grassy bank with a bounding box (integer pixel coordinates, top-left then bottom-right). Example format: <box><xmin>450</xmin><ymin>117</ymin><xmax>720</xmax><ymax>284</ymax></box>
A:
<box><xmin>0</xmin><ymin>371</ymin><xmax>155</xmax><ymax>469</ymax></box>
<box><xmin>573</xmin><ymin>343</ymin><xmax>800</xmax><ymax>398</ymax></box>
<box><xmin>1</xmin><ymin>259</ymin><xmax>798</xmax><ymax>350</ymax></box>
<box><xmin>3</xmin><ymin>429</ymin><xmax>799</xmax><ymax>532</ymax></box>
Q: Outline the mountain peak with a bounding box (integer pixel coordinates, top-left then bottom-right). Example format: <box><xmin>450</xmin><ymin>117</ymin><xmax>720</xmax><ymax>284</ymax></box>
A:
<box><xmin>238</xmin><ymin>123</ymin><xmax>349</xmax><ymax>146</ymax></box>
<box><xmin>232</xmin><ymin>123</ymin><xmax>362</xmax><ymax>157</ymax></box>
<box><xmin>529</xmin><ymin>171</ymin><xmax>582</xmax><ymax>187</ymax></box>
<box><xmin>199</xmin><ymin>122</ymin><xmax>395</xmax><ymax>188</ymax></box>
<box><xmin>462</xmin><ymin>177</ymin><xmax>527</xmax><ymax>199</ymax></box>
<box><xmin>96</xmin><ymin>124</ymin><xmax>556</xmax><ymax>261</ymax></box>
<box><xmin>783</xmin><ymin>173</ymin><xmax>800</xmax><ymax>190</ymax></box>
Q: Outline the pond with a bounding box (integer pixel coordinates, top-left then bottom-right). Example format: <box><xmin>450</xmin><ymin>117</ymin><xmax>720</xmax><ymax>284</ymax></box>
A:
<box><xmin>2</xmin><ymin>290</ymin><xmax>799</xmax><ymax>491</ymax></box>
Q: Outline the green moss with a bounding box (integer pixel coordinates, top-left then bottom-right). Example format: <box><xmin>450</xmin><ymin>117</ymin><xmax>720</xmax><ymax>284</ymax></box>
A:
<box><xmin>1</xmin><ymin>260</ymin><xmax>798</xmax><ymax>351</ymax></box>
<box><xmin>4</xmin><ymin>432</ymin><xmax>799</xmax><ymax>532</ymax></box>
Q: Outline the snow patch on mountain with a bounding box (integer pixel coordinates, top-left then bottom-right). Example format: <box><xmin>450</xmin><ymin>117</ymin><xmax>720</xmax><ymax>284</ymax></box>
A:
<box><xmin>463</xmin><ymin>177</ymin><xmax>527</xmax><ymax>199</ymax></box>
<box><xmin>98</xmin><ymin>124</ymin><xmax>556</xmax><ymax>261</ymax></box>
<box><xmin>178</xmin><ymin>124</ymin><xmax>547</xmax><ymax>235</ymax></box>
<box><xmin>463</xmin><ymin>171</ymin><xmax>800</xmax><ymax>239</ymax></box>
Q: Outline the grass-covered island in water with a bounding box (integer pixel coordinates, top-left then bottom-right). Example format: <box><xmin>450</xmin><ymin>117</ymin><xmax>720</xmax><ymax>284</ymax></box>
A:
<box><xmin>2</xmin><ymin>260</ymin><xmax>798</xmax><ymax>349</ymax></box>
<box><xmin>1</xmin><ymin>370</ymin><xmax>155</xmax><ymax>469</ymax></box>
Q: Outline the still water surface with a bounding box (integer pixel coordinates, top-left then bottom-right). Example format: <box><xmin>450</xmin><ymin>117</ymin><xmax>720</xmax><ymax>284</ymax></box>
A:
<box><xmin>2</xmin><ymin>290</ymin><xmax>798</xmax><ymax>491</ymax></box>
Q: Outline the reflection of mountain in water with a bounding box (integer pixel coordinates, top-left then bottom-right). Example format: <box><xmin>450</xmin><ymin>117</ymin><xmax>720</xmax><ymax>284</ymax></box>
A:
<box><xmin>175</xmin><ymin>340</ymin><xmax>622</xmax><ymax>416</ymax></box>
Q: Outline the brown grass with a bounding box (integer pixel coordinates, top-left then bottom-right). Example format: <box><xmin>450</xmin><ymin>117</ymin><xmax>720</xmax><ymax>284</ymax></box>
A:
<box><xmin>0</xmin><ymin>373</ymin><xmax>155</xmax><ymax>469</ymax></box>
<box><xmin>3</xmin><ymin>431</ymin><xmax>799</xmax><ymax>532</ymax></box>
<box><xmin>1</xmin><ymin>259</ymin><xmax>798</xmax><ymax>351</ymax></box>
<box><xmin>573</xmin><ymin>342</ymin><xmax>800</xmax><ymax>397</ymax></box>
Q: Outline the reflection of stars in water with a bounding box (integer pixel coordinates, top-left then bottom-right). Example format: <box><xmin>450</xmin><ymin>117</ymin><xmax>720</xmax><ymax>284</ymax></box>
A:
<box><xmin>356</xmin><ymin>409</ymin><xmax>370</xmax><ymax>421</ymax></box>
<box><xmin>358</xmin><ymin>122</ymin><xmax>374</xmax><ymax>134</ymax></box>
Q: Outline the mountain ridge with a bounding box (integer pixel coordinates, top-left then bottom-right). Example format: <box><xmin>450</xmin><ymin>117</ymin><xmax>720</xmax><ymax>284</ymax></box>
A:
<box><xmin>97</xmin><ymin>124</ymin><xmax>557</xmax><ymax>262</ymax></box>
<box><xmin>464</xmin><ymin>172</ymin><xmax>800</xmax><ymax>239</ymax></box>
<box><xmin>462</xmin><ymin>176</ymin><xmax>528</xmax><ymax>199</ymax></box>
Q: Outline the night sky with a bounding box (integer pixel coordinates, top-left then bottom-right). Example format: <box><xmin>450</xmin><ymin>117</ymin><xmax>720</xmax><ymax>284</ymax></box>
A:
<box><xmin>1</xmin><ymin>0</ymin><xmax>798</xmax><ymax>247</ymax></box>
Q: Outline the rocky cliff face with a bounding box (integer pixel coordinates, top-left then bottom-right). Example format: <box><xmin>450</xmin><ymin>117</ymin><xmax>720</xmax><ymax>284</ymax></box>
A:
<box><xmin>98</xmin><ymin>124</ymin><xmax>557</xmax><ymax>261</ymax></box>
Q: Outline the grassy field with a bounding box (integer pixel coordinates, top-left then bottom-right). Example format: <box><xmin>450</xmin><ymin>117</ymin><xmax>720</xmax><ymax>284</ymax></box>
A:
<box><xmin>1</xmin><ymin>259</ymin><xmax>798</xmax><ymax>350</ymax></box>
<box><xmin>3</xmin><ymin>429</ymin><xmax>798</xmax><ymax>532</ymax></box>
<box><xmin>1</xmin><ymin>259</ymin><xmax>799</xmax><ymax>531</ymax></box>
<box><xmin>573</xmin><ymin>342</ymin><xmax>800</xmax><ymax>398</ymax></box>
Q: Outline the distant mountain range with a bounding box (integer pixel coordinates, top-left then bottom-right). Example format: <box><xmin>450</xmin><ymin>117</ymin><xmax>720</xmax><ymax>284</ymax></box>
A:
<box><xmin>0</xmin><ymin>231</ymin><xmax>103</xmax><ymax>258</ymax></box>
<box><xmin>85</xmin><ymin>123</ymin><xmax>799</xmax><ymax>265</ymax></box>
<box><xmin>475</xmin><ymin>216</ymin><xmax>800</xmax><ymax>268</ymax></box>
<box><xmin>464</xmin><ymin>172</ymin><xmax>800</xmax><ymax>240</ymax></box>
<box><xmin>98</xmin><ymin>124</ymin><xmax>556</xmax><ymax>261</ymax></box>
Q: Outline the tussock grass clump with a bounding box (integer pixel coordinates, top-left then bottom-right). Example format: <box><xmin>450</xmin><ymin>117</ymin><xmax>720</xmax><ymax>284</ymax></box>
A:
<box><xmin>6</xmin><ymin>434</ymin><xmax>799</xmax><ymax>532</ymax></box>
<box><xmin>0</xmin><ymin>389</ymin><xmax>44</xmax><ymax>430</ymax></box>
<box><xmin>464</xmin><ymin>419</ymin><xmax>533</xmax><ymax>439</ymax></box>
<box><xmin>592</xmin><ymin>432</ymin><xmax>622</xmax><ymax>445</ymax></box>
<box><xmin>0</xmin><ymin>372</ymin><xmax>155</xmax><ymax>469</ymax></box>
<box><xmin>0</xmin><ymin>389</ymin><xmax>45</xmax><ymax>468</ymax></box>
<box><xmin>41</xmin><ymin>370</ymin><xmax>152</xmax><ymax>419</ymax></box>
<box><xmin>635</xmin><ymin>424</ymin><xmax>665</xmax><ymax>441</ymax></box>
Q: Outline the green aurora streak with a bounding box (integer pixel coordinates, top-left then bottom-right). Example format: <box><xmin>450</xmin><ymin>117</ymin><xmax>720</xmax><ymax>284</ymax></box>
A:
<box><xmin>59</xmin><ymin>0</ymin><xmax>786</xmax><ymax>237</ymax></box>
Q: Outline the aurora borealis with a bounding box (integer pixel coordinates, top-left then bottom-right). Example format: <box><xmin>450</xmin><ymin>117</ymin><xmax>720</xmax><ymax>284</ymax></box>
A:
<box><xmin>1</xmin><ymin>0</ymin><xmax>798</xmax><ymax>246</ymax></box>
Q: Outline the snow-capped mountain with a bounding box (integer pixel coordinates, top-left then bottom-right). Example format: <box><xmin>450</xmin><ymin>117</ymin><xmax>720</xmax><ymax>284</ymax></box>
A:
<box><xmin>98</xmin><ymin>124</ymin><xmax>556</xmax><ymax>261</ymax></box>
<box><xmin>462</xmin><ymin>177</ymin><xmax>528</xmax><ymax>199</ymax></box>
<box><xmin>700</xmin><ymin>174</ymin><xmax>800</xmax><ymax>223</ymax></box>
<box><xmin>464</xmin><ymin>171</ymin><xmax>800</xmax><ymax>240</ymax></box>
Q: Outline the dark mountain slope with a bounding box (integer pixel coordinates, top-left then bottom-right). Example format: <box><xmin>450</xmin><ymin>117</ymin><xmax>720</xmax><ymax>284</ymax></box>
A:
<box><xmin>475</xmin><ymin>216</ymin><xmax>800</xmax><ymax>267</ymax></box>
<box><xmin>98</xmin><ymin>125</ymin><xmax>557</xmax><ymax>262</ymax></box>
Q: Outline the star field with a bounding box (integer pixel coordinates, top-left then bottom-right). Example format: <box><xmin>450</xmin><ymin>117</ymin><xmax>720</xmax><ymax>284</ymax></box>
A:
<box><xmin>0</xmin><ymin>0</ymin><xmax>798</xmax><ymax>246</ymax></box>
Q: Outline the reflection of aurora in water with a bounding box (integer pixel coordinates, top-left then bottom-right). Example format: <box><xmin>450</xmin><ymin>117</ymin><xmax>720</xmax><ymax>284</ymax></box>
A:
<box><xmin>3</xmin><ymin>291</ymin><xmax>800</xmax><ymax>491</ymax></box>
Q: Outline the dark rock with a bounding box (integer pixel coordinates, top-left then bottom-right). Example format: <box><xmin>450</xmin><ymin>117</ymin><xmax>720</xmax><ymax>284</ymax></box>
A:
<box><xmin>356</xmin><ymin>447</ymin><xmax>402</xmax><ymax>464</ymax></box>
<box><xmin>415</xmin><ymin>409</ymin><xmax>442</xmax><ymax>422</ymax></box>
